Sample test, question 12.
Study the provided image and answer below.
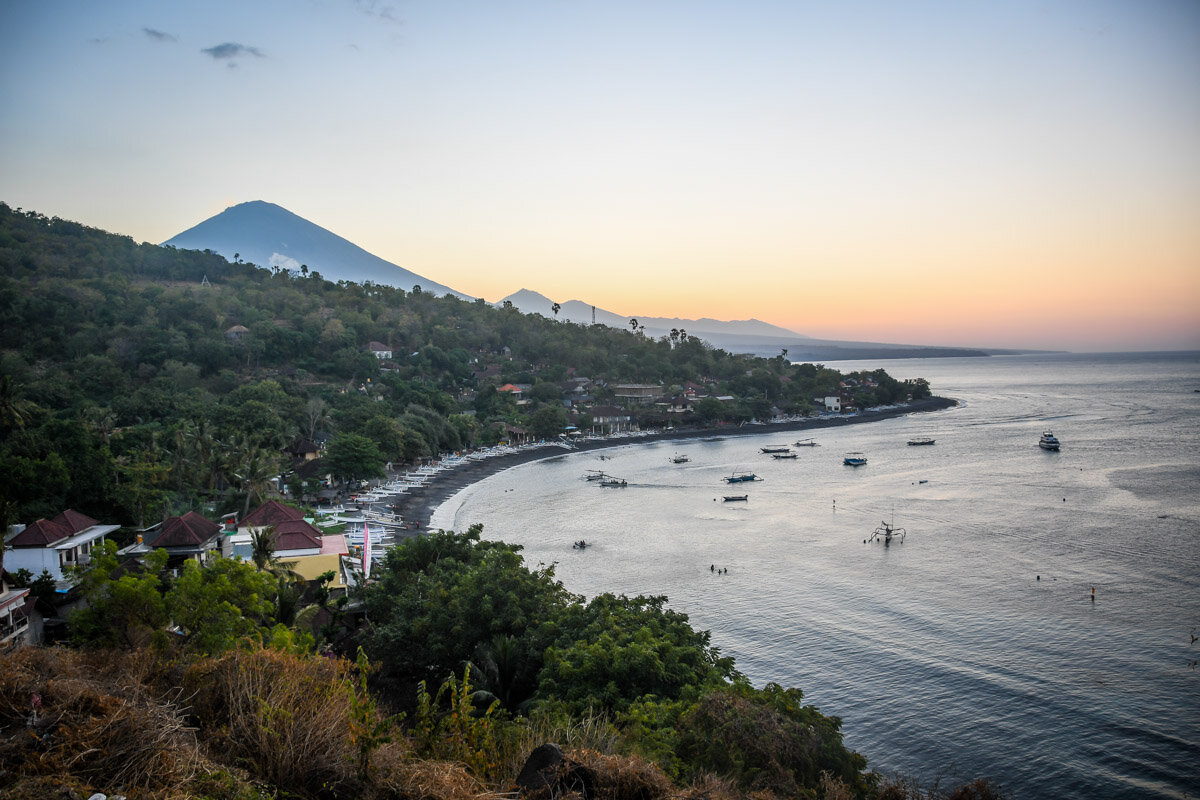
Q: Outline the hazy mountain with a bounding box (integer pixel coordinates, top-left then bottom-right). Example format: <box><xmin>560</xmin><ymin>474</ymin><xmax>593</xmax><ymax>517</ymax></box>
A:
<box><xmin>163</xmin><ymin>201</ymin><xmax>472</xmax><ymax>299</ymax></box>
<box><xmin>499</xmin><ymin>288</ymin><xmax>809</xmax><ymax>339</ymax></box>
<box><xmin>497</xmin><ymin>289</ymin><xmax>992</xmax><ymax>359</ymax></box>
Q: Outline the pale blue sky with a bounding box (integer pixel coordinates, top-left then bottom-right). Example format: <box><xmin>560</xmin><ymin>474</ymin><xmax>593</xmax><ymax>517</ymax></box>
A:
<box><xmin>2</xmin><ymin>1</ymin><xmax>1197</xmax><ymax>350</ymax></box>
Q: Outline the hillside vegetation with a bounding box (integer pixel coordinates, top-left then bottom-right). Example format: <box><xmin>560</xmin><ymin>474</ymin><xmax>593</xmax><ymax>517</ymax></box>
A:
<box><xmin>0</xmin><ymin>205</ymin><xmax>1006</xmax><ymax>800</ymax></box>
<box><xmin>0</xmin><ymin>202</ymin><xmax>928</xmax><ymax>527</ymax></box>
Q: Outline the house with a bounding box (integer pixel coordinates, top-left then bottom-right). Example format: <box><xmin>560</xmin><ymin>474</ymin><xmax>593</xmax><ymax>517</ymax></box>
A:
<box><xmin>587</xmin><ymin>405</ymin><xmax>634</xmax><ymax>435</ymax></box>
<box><xmin>497</xmin><ymin>383</ymin><xmax>527</xmax><ymax>399</ymax></box>
<box><xmin>501</xmin><ymin>423</ymin><xmax>533</xmax><ymax>446</ymax></box>
<box><xmin>4</xmin><ymin>509</ymin><xmax>120</xmax><ymax>582</ymax></box>
<box><xmin>120</xmin><ymin>511</ymin><xmax>223</xmax><ymax>567</ymax></box>
<box><xmin>225</xmin><ymin>324</ymin><xmax>249</xmax><ymax>343</ymax></box>
<box><xmin>367</xmin><ymin>341</ymin><xmax>392</xmax><ymax>360</ymax></box>
<box><xmin>823</xmin><ymin>395</ymin><xmax>842</xmax><ymax>413</ymax></box>
<box><xmin>226</xmin><ymin>500</ymin><xmax>302</xmax><ymax>559</ymax></box>
<box><xmin>613</xmin><ymin>384</ymin><xmax>664</xmax><ymax>404</ymax></box>
<box><xmin>0</xmin><ymin>582</ymin><xmax>32</xmax><ymax>645</ymax></box>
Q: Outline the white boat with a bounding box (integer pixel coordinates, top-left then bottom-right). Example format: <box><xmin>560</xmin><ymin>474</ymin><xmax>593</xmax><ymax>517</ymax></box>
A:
<box><xmin>844</xmin><ymin>452</ymin><xmax>868</xmax><ymax>466</ymax></box>
<box><xmin>1039</xmin><ymin>431</ymin><xmax>1061</xmax><ymax>451</ymax></box>
<box><xmin>670</xmin><ymin>454</ymin><xmax>690</xmax><ymax>463</ymax></box>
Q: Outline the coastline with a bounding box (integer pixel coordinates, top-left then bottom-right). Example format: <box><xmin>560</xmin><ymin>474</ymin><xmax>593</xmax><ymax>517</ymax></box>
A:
<box><xmin>390</xmin><ymin>396</ymin><xmax>957</xmax><ymax>531</ymax></box>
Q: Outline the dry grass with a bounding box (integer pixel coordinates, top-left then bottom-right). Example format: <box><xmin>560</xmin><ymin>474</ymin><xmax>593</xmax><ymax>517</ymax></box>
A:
<box><xmin>181</xmin><ymin>647</ymin><xmax>362</xmax><ymax>796</ymax></box>
<box><xmin>0</xmin><ymin>645</ymin><xmax>204</xmax><ymax>796</ymax></box>
<box><xmin>573</xmin><ymin>749</ymin><xmax>675</xmax><ymax>800</ymax></box>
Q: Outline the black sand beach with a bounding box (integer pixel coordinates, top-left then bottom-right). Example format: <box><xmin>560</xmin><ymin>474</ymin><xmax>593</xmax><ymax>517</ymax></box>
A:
<box><xmin>391</xmin><ymin>396</ymin><xmax>957</xmax><ymax>531</ymax></box>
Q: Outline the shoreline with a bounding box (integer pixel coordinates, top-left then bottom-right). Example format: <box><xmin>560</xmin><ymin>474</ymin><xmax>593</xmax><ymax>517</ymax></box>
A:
<box><xmin>389</xmin><ymin>396</ymin><xmax>957</xmax><ymax>532</ymax></box>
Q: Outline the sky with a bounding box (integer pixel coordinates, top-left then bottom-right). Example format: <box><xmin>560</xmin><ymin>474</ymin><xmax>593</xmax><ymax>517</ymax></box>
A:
<box><xmin>1</xmin><ymin>1</ymin><xmax>1198</xmax><ymax>352</ymax></box>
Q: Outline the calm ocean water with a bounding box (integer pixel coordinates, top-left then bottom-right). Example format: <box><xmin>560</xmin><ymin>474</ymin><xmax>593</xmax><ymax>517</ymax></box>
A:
<box><xmin>433</xmin><ymin>352</ymin><xmax>1200</xmax><ymax>799</ymax></box>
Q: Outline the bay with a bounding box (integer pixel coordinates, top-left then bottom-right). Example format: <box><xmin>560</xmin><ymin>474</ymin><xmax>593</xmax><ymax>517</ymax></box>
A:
<box><xmin>432</xmin><ymin>352</ymin><xmax>1200</xmax><ymax>799</ymax></box>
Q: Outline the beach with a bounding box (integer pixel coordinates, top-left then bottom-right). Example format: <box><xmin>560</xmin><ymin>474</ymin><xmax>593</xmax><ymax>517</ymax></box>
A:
<box><xmin>392</xmin><ymin>396</ymin><xmax>956</xmax><ymax>531</ymax></box>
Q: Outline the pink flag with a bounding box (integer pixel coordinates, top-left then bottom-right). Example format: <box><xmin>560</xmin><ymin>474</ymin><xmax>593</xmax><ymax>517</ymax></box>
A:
<box><xmin>362</xmin><ymin>520</ymin><xmax>372</xmax><ymax>579</ymax></box>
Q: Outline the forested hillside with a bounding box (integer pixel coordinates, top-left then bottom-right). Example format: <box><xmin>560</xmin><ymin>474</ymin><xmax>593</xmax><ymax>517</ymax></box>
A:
<box><xmin>0</xmin><ymin>203</ymin><xmax>928</xmax><ymax>528</ymax></box>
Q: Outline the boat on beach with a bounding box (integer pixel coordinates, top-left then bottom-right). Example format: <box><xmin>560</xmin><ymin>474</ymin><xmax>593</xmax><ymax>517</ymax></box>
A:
<box><xmin>844</xmin><ymin>452</ymin><xmax>868</xmax><ymax>466</ymax></box>
<box><xmin>1039</xmin><ymin>431</ymin><xmax>1061</xmax><ymax>451</ymax></box>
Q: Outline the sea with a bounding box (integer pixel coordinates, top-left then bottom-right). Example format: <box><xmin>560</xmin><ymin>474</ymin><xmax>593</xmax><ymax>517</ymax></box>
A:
<box><xmin>431</xmin><ymin>352</ymin><xmax>1200</xmax><ymax>799</ymax></box>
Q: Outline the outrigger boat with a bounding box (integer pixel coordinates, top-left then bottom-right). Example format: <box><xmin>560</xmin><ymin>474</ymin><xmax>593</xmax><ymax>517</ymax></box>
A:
<box><xmin>868</xmin><ymin>518</ymin><xmax>906</xmax><ymax>545</ymax></box>
<box><xmin>723</xmin><ymin>494</ymin><xmax>748</xmax><ymax>502</ymax></box>
<box><xmin>670</xmin><ymin>454</ymin><xmax>690</xmax><ymax>463</ymax></box>
<box><xmin>794</xmin><ymin>438</ymin><xmax>818</xmax><ymax>447</ymax></box>
<box><xmin>907</xmin><ymin>437</ymin><xmax>935</xmax><ymax>446</ymax></box>
<box><xmin>772</xmin><ymin>452</ymin><xmax>798</xmax><ymax>459</ymax></box>
<box><xmin>760</xmin><ymin>445</ymin><xmax>791</xmax><ymax>454</ymax></box>
<box><xmin>844</xmin><ymin>452</ymin><xmax>868</xmax><ymax>466</ymax></box>
<box><xmin>600</xmin><ymin>477</ymin><xmax>628</xmax><ymax>487</ymax></box>
<box><xmin>584</xmin><ymin>470</ymin><xmax>608</xmax><ymax>481</ymax></box>
<box><xmin>724</xmin><ymin>472</ymin><xmax>761</xmax><ymax>483</ymax></box>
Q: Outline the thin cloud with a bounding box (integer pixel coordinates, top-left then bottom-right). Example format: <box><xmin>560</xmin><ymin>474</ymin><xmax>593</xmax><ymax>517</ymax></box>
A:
<box><xmin>201</xmin><ymin>42</ymin><xmax>265</xmax><ymax>61</ymax></box>
<box><xmin>143</xmin><ymin>28</ymin><xmax>177</xmax><ymax>43</ymax></box>
<box><xmin>351</xmin><ymin>0</ymin><xmax>402</xmax><ymax>24</ymax></box>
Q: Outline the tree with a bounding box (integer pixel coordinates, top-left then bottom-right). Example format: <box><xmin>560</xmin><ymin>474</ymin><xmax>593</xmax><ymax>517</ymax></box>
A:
<box><xmin>551</xmin><ymin>302</ymin><xmax>561</xmax><ymax>319</ymax></box>
<box><xmin>166</xmin><ymin>556</ymin><xmax>277</xmax><ymax>655</ymax></box>
<box><xmin>536</xmin><ymin>593</ymin><xmax>737</xmax><ymax>716</ymax></box>
<box><xmin>528</xmin><ymin>404</ymin><xmax>567</xmax><ymax>439</ymax></box>
<box><xmin>68</xmin><ymin>542</ymin><xmax>171</xmax><ymax>649</ymax></box>
<box><xmin>362</xmin><ymin>525</ymin><xmax>575</xmax><ymax>700</ymax></box>
<box><xmin>324</xmin><ymin>433</ymin><xmax>385</xmax><ymax>485</ymax></box>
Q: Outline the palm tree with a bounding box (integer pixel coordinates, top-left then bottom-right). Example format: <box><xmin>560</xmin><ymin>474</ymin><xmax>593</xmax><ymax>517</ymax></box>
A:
<box><xmin>0</xmin><ymin>375</ymin><xmax>36</xmax><ymax>435</ymax></box>
<box><xmin>629</xmin><ymin>317</ymin><xmax>638</xmax><ymax>332</ymax></box>
<box><xmin>232</xmin><ymin>440</ymin><xmax>282</xmax><ymax>517</ymax></box>
<box><xmin>551</xmin><ymin>302</ymin><xmax>561</xmax><ymax>319</ymax></box>
<box><xmin>249</xmin><ymin>526</ymin><xmax>280</xmax><ymax>572</ymax></box>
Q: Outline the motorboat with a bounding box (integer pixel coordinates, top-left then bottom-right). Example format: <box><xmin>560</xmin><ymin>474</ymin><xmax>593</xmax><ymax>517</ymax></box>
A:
<box><xmin>723</xmin><ymin>495</ymin><xmax>748</xmax><ymax>502</ymax></box>
<box><xmin>844</xmin><ymin>453</ymin><xmax>868</xmax><ymax>466</ymax></box>
<box><xmin>600</xmin><ymin>477</ymin><xmax>628</xmax><ymax>487</ymax></box>
<box><xmin>760</xmin><ymin>446</ymin><xmax>791</xmax><ymax>454</ymax></box>
<box><xmin>907</xmin><ymin>437</ymin><xmax>935</xmax><ymax>446</ymax></box>
<box><xmin>724</xmin><ymin>472</ymin><xmax>761</xmax><ymax>483</ymax></box>
<box><xmin>1039</xmin><ymin>431</ymin><xmax>1061</xmax><ymax>451</ymax></box>
<box><xmin>794</xmin><ymin>438</ymin><xmax>819</xmax><ymax>447</ymax></box>
<box><xmin>772</xmin><ymin>452</ymin><xmax>798</xmax><ymax>459</ymax></box>
<box><xmin>670</xmin><ymin>454</ymin><xmax>690</xmax><ymax>463</ymax></box>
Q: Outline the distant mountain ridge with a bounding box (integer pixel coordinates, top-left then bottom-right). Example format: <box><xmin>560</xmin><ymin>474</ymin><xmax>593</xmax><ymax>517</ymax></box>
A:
<box><xmin>497</xmin><ymin>289</ymin><xmax>993</xmax><ymax>359</ymax></box>
<box><xmin>498</xmin><ymin>288</ymin><xmax>808</xmax><ymax>339</ymax></box>
<box><xmin>163</xmin><ymin>201</ymin><xmax>472</xmax><ymax>299</ymax></box>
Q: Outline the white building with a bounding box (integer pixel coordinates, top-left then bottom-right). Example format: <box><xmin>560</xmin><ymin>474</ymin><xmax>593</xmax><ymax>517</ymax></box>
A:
<box><xmin>5</xmin><ymin>509</ymin><xmax>119</xmax><ymax>582</ymax></box>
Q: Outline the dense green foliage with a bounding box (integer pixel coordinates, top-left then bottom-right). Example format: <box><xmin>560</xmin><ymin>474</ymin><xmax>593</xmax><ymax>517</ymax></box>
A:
<box><xmin>360</xmin><ymin>526</ymin><xmax>871</xmax><ymax>795</ymax></box>
<box><xmin>0</xmin><ymin>202</ymin><xmax>927</xmax><ymax>530</ymax></box>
